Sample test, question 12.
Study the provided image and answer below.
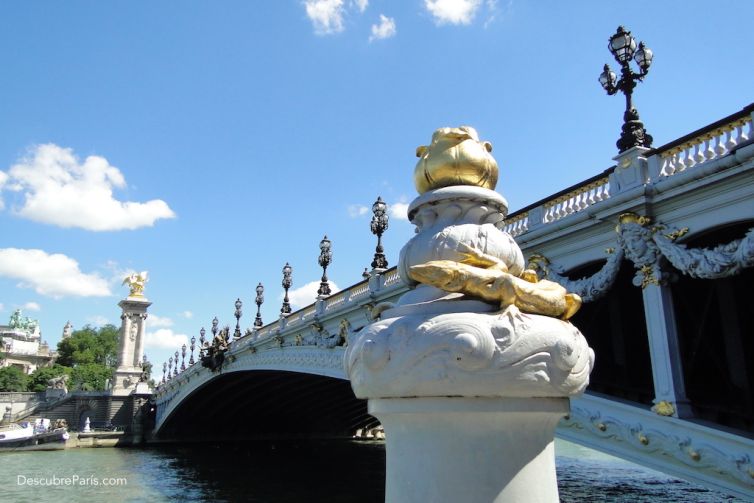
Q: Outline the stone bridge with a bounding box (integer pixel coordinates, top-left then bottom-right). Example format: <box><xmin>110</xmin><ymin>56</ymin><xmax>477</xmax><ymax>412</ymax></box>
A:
<box><xmin>153</xmin><ymin>104</ymin><xmax>754</xmax><ymax>500</ymax></box>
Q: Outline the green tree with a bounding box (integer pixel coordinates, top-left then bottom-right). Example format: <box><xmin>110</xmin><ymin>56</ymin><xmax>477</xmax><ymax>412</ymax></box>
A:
<box><xmin>55</xmin><ymin>324</ymin><xmax>119</xmax><ymax>391</ymax></box>
<box><xmin>71</xmin><ymin>363</ymin><xmax>113</xmax><ymax>391</ymax></box>
<box><xmin>57</xmin><ymin>324</ymin><xmax>119</xmax><ymax>368</ymax></box>
<box><xmin>27</xmin><ymin>365</ymin><xmax>73</xmax><ymax>392</ymax></box>
<box><xmin>0</xmin><ymin>366</ymin><xmax>29</xmax><ymax>392</ymax></box>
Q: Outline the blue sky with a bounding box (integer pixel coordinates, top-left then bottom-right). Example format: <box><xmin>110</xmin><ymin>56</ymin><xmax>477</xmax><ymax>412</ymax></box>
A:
<box><xmin>0</xmin><ymin>1</ymin><xmax>752</xmax><ymax>369</ymax></box>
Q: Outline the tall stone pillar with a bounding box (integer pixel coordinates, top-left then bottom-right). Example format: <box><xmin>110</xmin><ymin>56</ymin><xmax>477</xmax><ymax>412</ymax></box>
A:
<box><xmin>346</xmin><ymin>127</ymin><xmax>594</xmax><ymax>502</ymax></box>
<box><xmin>113</xmin><ymin>272</ymin><xmax>151</xmax><ymax>396</ymax></box>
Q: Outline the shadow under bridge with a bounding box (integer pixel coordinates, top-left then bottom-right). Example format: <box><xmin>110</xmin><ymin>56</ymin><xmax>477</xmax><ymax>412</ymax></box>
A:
<box><xmin>156</xmin><ymin>370</ymin><xmax>376</xmax><ymax>441</ymax></box>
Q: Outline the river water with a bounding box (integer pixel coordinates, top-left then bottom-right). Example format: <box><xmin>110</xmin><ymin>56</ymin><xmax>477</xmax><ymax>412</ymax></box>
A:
<box><xmin>0</xmin><ymin>439</ymin><xmax>743</xmax><ymax>502</ymax></box>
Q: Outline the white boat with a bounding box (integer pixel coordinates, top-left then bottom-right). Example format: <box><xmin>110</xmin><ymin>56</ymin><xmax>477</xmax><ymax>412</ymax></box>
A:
<box><xmin>0</xmin><ymin>418</ymin><xmax>69</xmax><ymax>451</ymax></box>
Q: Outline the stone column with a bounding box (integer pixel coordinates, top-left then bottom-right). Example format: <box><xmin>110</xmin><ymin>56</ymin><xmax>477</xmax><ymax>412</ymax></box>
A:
<box><xmin>346</xmin><ymin>127</ymin><xmax>594</xmax><ymax>503</ymax></box>
<box><xmin>641</xmin><ymin>284</ymin><xmax>691</xmax><ymax>417</ymax></box>
<box><xmin>113</xmin><ymin>296</ymin><xmax>151</xmax><ymax>396</ymax></box>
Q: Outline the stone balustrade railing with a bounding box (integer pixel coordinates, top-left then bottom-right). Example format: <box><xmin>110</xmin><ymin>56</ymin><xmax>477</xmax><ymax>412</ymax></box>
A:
<box><xmin>542</xmin><ymin>177</ymin><xmax>611</xmax><ymax>224</ymax></box>
<box><xmin>504</xmin><ymin>103</ymin><xmax>754</xmax><ymax>239</ymax></box>
<box><xmin>655</xmin><ymin>107</ymin><xmax>752</xmax><ymax>178</ymax></box>
<box><xmin>155</xmin><ymin>268</ymin><xmax>407</xmax><ymax>394</ymax></box>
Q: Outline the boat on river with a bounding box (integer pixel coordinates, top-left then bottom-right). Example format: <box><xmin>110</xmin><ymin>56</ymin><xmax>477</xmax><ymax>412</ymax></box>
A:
<box><xmin>0</xmin><ymin>418</ymin><xmax>69</xmax><ymax>451</ymax></box>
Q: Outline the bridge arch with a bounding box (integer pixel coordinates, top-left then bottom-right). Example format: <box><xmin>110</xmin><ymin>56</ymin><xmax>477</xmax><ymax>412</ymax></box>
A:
<box><xmin>154</xmin><ymin>347</ymin><xmax>375</xmax><ymax>440</ymax></box>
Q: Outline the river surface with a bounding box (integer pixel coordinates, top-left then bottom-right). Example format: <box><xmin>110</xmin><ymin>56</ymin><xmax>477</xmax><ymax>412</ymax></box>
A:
<box><xmin>0</xmin><ymin>439</ymin><xmax>743</xmax><ymax>502</ymax></box>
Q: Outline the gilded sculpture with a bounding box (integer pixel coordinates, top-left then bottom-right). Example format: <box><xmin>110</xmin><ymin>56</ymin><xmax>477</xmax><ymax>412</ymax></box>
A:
<box><xmin>407</xmin><ymin>128</ymin><xmax>582</xmax><ymax>320</ymax></box>
<box><xmin>122</xmin><ymin>271</ymin><xmax>148</xmax><ymax>297</ymax></box>
<box><xmin>414</xmin><ymin>126</ymin><xmax>498</xmax><ymax>194</ymax></box>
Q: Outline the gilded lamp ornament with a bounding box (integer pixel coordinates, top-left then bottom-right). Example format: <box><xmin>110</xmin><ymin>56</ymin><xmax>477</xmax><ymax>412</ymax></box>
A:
<box><xmin>414</xmin><ymin>126</ymin><xmax>498</xmax><ymax>194</ymax></box>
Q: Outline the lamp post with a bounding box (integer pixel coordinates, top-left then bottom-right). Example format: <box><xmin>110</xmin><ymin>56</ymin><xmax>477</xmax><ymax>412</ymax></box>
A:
<box><xmin>599</xmin><ymin>26</ymin><xmax>654</xmax><ymax>153</ymax></box>
<box><xmin>370</xmin><ymin>196</ymin><xmax>389</xmax><ymax>270</ymax></box>
<box><xmin>254</xmin><ymin>283</ymin><xmax>264</xmax><ymax>327</ymax></box>
<box><xmin>281</xmin><ymin>263</ymin><xmax>293</xmax><ymax>315</ymax></box>
<box><xmin>234</xmin><ymin>298</ymin><xmax>243</xmax><ymax>340</ymax></box>
<box><xmin>167</xmin><ymin>357</ymin><xmax>173</xmax><ymax>381</ymax></box>
<box><xmin>162</xmin><ymin>362</ymin><xmax>167</xmax><ymax>384</ymax></box>
<box><xmin>317</xmin><ymin>235</ymin><xmax>333</xmax><ymax>297</ymax></box>
<box><xmin>180</xmin><ymin>344</ymin><xmax>186</xmax><ymax>371</ymax></box>
<box><xmin>199</xmin><ymin>327</ymin><xmax>206</xmax><ymax>357</ymax></box>
<box><xmin>190</xmin><ymin>336</ymin><xmax>196</xmax><ymax>365</ymax></box>
<box><xmin>211</xmin><ymin>316</ymin><xmax>219</xmax><ymax>341</ymax></box>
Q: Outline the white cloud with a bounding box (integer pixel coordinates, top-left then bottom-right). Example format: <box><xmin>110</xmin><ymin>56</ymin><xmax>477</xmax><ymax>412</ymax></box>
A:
<box><xmin>286</xmin><ymin>280</ymin><xmax>340</xmax><ymax>309</ymax></box>
<box><xmin>369</xmin><ymin>14</ymin><xmax>396</xmax><ymax>42</ymax></box>
<box><xmin>425</xmin><ymin>0</ymin><xmax>481</xmax><ymax>25</ymax></box>
<box><xmin>1</xmin><ymin>143</ymin><xmax>175</xmax><ymax>231</ymax></box>
<box><xmin>389</xmin><ymin>202</ymin><xmax>409</xmax><ymax>221</ymax></box>
<box><xmin>181</xmin><ymin>310</ymin><xmax>193</xmax><ymax>319</ymax></box>
<box><xmin>348</xmin><ymin>204</ymin><xmax>369</xmax><ymax>217</ymax></box>
<box><xmin>0</xmin><ymin>248</ymin><xmax>112</xmax><ymax>298</ymax></box>
<box><xmin>86</xmin><ymin>315</ymin><xmax>110</xmax><ymax>326</ymax></box>
<box><xmin>22</xmin><ymin>302</ymin><xmax>41</xmax><ymax>311</ymax></box>
<box><xmin>148</xmin><ymin>314</ymin><xmax>174</xmax><ymax>328</ymax></box>
<box><xmin>0</xmin><ymin>171</ymin><xmax>7</xmax><ymax>210</ymax></box>
<box><xmin>353</xmin><ymin>0</ymin><xmax>368</xmax><ymax>12</ymax></box>
<box><xmin>304</xmin><ymin>0</ymin><xmax>346</xmax><ymax>35</ymax></box>
<box><xmin>145</xmin><ymin>328</ymin><xmax>189</xmax><ymax>350</ymax></box>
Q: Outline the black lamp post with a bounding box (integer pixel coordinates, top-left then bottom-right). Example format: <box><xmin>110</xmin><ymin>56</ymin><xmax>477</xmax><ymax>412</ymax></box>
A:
<box><xmin>199</xmin><ymin>327</ymin><xmax>206</xmax><ymax>356</ymax></box>
<box><xmin>211</xmin><ymin>316</ymin><xmax>219</xmax><ymax>340</ymax></box>
<box><xmin>168</xmin><ymin>357</ymin><xmax>173</xmax><ymax>381</ymax></box>
<box><xmin>173</xmin><ymin>351</ymin><xmax>179</xmax><ymax>377</ymax></box>
<box><xmin>190</xmin><ymin>336</ymin><xmax>196</xmax><ymax>365</ymax></box>
<box><xmin>234</xmin><ymin>298</ymin><xmax>243</xmax><ymax>339</ymax></box>
<box><xmin>599</xmin><ymin>26</ymin><xmax>654</xmax><ymax>153</ymax></box>
<box><xmin>254</xmin><ymin>283</ymin><xmax>264</xmax><ymax>327</ymax></box>
<box><xmin>281</xmin><ymin>263</ymin><xmax>292</xmax><ymax>315</ymax></box>
<box><xmin>317</xmin><ymin>235</ymin><xmax>333</xmax><ymax>297</ymax></box>
<box><xmin>180</xmin><ymin>344</ymin><xmax>186</xmax><ymax>371</ymax></box>
<box><xmin>370</xmin><ymin>196</ymin><xmax>389</xmax><ymax>270</ymax></box>
<box><xmin>162</xmin><ymin>362</ymin><xmax>167</xmax><ymax>384</ymax></box>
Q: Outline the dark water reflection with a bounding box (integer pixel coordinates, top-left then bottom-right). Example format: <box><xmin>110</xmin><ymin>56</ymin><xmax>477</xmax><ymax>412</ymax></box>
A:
<box><xmin>0</xmin><ymin>439</ymin><xmax>744</xmax><ymax>502</ymax></box>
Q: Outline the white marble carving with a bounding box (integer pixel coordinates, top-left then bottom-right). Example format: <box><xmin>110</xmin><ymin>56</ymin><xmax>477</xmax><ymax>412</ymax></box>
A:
<box><xmin>616</xmin><ymin>216</ymin><xmax>668</xmax><ymax>288</ymax></box>
<box><xmin>346</xmin><ymin>305</ymin><xmax>593</xmax><ymax>399</ymax></box>
<box><xmin>653</xmin><ymin>227</ymin><xmax>754</xmax><ymax>279</ymax></box>
<box><xmin>529</xmin><ymin>248</ymin><xmax>624</xmax><ymax>303</ymax></box>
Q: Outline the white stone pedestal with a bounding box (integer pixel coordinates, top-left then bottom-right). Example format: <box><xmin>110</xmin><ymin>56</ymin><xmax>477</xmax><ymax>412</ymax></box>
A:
<box><xmin>372</xmin><ymin>397</ymin><xmax>568</xmax><ymax>503</ymax></box>
<box><xmin>346</xmin><ymin>131</ymin><xmax>594</xmax><ymax>503</ymax></box>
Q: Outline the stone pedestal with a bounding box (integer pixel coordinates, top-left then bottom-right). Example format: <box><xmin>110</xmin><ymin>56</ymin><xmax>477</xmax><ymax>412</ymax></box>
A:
<box><xmin>345</xmin><ymin>130</ymin><xmax>594</xmax><ymax>502</ymax></box>
<box><xmin>373</xmin><ymin>397</ymin><xmax>568</xmax><ymax>503</ymax></box>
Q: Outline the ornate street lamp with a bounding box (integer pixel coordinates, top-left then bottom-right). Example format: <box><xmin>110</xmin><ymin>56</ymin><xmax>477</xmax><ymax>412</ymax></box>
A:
<box><xmin>162</xmin><ymin>361</ymin><xmax>167</xmax><ymax>384</ymax></box>
<box><xmin>234</xmin><ymin>298</ymin><xmax>243</xmax><ymax>339</ymax></box>
<box><xmin>199</xmin><ymin>327</ymin><xmax>206</xmax><ymax>356</ymax></box>
<box><xmin>168</xmin><ymin>357</ymin><xmax>173</xmax><ymax>381</ymax></box>
<box><xmin>174</xmin><ymin>351</ymin><xmax>179</xmax><ymax>377</ymax></box>
<box><xmin>211</xmin><ymin>316</ymin><xmax>219</xmax><ymax>344</ymax></box>
<box><xmin>599</xmin><ymin>26</ymin><xmax>654</xmax><ymax>153</ymax></box>
<box><xmin>281</xmin><ymin>263</ymin><xmax>293</xmax><ymax>315</ymax></box>
<box><xmin>180</xmin><ymin>344</ymin><xmax>186</xmax><ymax>371</ymax></box>
<box><xmin>254</xmin><ymin>283</ymin><xmax>264</xmax><ymax>327</ymax></box>
<box><xmin>370</xmin><ymin>196</ymin><xmax>389</xmax><ymax>270</ymax></box>
<box><xmin>317</xmin><ymin>235</ymin><xmax>333</xmax><ymax>297</ymax></box>
<box><xmin>190</xmin><ymin>336</ymin><xmax>196</xmax><ymax>365</ymax></box>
